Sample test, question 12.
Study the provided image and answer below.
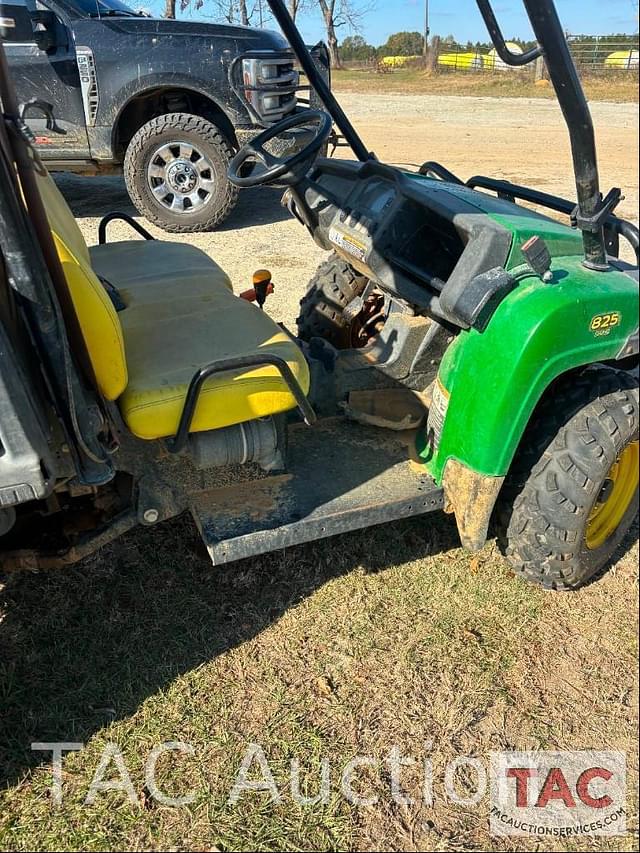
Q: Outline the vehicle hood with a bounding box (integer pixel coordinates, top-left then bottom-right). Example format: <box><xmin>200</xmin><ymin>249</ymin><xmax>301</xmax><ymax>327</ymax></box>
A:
<box><xmin>101</xmin><ymin>17</ymin><xmax>290</xmax><ymax>49</ymax></box>
<box><xmin>406</xmin><ymin>173</ymin><xmax>584</xmax><ymax>264</ymax></box>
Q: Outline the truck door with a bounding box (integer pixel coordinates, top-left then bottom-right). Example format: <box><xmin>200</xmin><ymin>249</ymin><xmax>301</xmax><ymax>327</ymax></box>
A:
<box><xmin>3</xmin><ymin>0</ymin><xmax>90</xmax><ymax>157</ymax></box>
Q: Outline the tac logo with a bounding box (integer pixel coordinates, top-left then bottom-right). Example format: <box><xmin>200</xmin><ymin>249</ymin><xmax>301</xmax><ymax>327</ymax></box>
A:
<box><xmin>489</xmin><ymin>751</ymin><xmax>626</xmax><ymax>838</ymax></box>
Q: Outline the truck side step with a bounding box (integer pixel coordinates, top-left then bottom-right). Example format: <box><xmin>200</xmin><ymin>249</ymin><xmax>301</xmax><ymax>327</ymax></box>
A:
<box><xmin>190</xmin><ymin>419</ymin><xmax>444</xmax><ymax>565</ymax></box>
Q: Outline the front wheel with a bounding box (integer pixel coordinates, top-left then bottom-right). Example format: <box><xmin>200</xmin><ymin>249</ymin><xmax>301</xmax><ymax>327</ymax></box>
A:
<box><xmin>497</xmin><ymin>367</ymin><xmax>639</xmax><ymax>591</ymax></box>
<box><xmin>123</xmin><ymin>112</ymin><xmax>238</xmax><ymax>233</ymax></box>
<box><xmin>297</xmin><ymin>253</ymin><xmax>384</xmax><ymax>349</ymax></box>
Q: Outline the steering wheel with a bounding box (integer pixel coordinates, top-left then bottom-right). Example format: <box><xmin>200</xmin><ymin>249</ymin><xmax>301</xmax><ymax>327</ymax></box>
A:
<box><xmin>228</xmin><ymin>110</ymin><xmax>332</xmax><ymax>189</ymax></box>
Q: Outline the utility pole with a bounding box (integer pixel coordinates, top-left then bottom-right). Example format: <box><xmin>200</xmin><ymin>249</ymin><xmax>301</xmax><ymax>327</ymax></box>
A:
<box><xmin>423</xmin><ymin>0</ymin><xmax>430</xmax><ymax>56</ymax></box>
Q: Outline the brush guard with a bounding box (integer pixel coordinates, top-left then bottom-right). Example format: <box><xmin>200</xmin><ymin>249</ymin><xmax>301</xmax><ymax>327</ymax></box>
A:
<box><xmin>465</xmin><ymin>176</ymin><xmax>639</xmax><ymax>264</ymax></box>
<box><xmin>419</xmin><ymin>160</ymin><xmax>640</xmax><ymax>265</ymax></box>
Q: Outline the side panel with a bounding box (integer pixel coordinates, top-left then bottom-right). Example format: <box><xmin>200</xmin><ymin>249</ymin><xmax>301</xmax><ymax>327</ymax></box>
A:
<box><xmin>421</xmin><ymin>258</ymin><xmax>639</xmax><ymax>483</ymax></box>
<box><xmin>0</xmin><ymin>321</ymin><xmax>56</xmax><ymax>507</ymax></box>
<box><xmin>68</xmin><ymin>18</ymin><xmax>255</xmax><ymax>161</ymax></box>
<box><xmin>4</xmin><ymin>0</ymin><xmax>90</xmax><ymax>156</ymax></box>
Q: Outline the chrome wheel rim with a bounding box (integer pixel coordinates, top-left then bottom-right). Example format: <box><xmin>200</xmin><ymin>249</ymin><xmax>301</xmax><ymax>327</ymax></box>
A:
<box><xmin>147</xmin><ymin>141</ymin><xmax>215</xmax><ymax>214</ymax></box>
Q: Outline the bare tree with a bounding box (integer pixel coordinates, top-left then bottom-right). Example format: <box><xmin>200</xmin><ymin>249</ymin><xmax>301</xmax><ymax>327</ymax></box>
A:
<box><xmin>215</xmin><ymin>1</ymin><xmax>236</xmax><ymax>23</ymax></box>
<box><xmin>318</xmin><ymin>0</ymin><xmax>341</xmax><ymax>69</ymax></box>
<box><xmin>196</xmin><ymin>0</ymin><xmax>257</xmax><ymax>25</ymax></box>
<box><xmin>318</xmin><ymin>0</ymin><xmax>373</xmax><ymax>69</ymax></box>
<box><xmin>175</xmin><ymin>0</ymin><xmax>273</xmax><ymax>27</ymax></box>
<box><xmin>239</xmin><ymin>0</ymin><xmax>250</xmax><ymax>24</ymax></box>
<box><xmin>288</xmin><ymin>0</ymin><xmax>305</xmax><ymax>21</ymax></box>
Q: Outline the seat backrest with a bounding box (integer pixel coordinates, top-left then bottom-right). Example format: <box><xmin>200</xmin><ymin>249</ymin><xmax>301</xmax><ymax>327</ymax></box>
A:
<box><xmin>33</xmin><ymin>168</ymin><xmax>128</xmax><ymax>401</ymax></box>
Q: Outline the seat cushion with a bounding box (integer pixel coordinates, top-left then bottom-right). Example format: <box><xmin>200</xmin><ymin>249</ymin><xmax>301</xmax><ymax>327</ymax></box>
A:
<box><xmin>54</xmin><ymin>236</ymin><xmax>128</xmax><ymax>401</ymax></box>
<box><xmin>90</xmin><ymin>241</ymin><xmax>309</xmax><ymax>441</ymax></box>
<box><xmin>89</xmin><ymin>239</ymin><xmax>233</xmax><ymax>297</ymax></box>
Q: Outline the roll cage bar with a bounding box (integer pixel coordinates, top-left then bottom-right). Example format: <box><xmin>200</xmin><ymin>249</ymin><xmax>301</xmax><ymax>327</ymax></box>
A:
<box><xmin>267</xmin><ymin>0</ymin><xmax>623</xmax><ymax>271</ymax></box>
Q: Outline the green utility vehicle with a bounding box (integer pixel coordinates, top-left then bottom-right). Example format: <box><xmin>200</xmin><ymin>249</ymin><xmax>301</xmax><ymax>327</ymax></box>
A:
<box><xmin>0</xmin><ymin>0</ymin><xmax>638</xmax><ymax>589</ymax></box>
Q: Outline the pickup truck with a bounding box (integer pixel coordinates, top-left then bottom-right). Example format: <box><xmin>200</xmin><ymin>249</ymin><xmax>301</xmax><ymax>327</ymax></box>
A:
<box><xmin>2</xmin><ymin>0</ymin><xmax>329</xmax><ymax>231</ymax></box>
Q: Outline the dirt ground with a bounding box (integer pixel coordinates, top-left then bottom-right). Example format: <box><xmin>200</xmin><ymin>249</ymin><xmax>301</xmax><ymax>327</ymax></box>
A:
<box><xmin>332</xmin><ymin>68</ymin><xmax>640</xmax><ymax>104</ymax></box>
<box><xmin>58</xmin><ymin>92</ymin><xmax>640</xmax><ymax>327</ymax></box>
<box><xmin>0</xmin><ymin>93</ymin><xmax>638</xmax><ymax>852</ymax></box>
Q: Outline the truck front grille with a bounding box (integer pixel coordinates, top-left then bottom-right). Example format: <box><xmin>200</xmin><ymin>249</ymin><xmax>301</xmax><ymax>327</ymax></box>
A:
<box><xmin>240</xmin><ymin>53</ymin><xmax>299</xmax><ymax>124</ymax></box>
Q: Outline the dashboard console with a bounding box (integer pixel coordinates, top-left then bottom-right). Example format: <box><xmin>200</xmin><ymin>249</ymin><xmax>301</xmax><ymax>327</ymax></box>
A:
<box><xmin>287</xmin><ymin>159</ymin><xmax>515</xmax><ymax>329</ymax></box>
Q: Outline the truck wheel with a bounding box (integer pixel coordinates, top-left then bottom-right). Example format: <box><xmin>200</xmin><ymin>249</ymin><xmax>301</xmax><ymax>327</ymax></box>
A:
<box><xmin>297</xmin><ymin>253</ymin><xmax>383</xmax><ymax>349</ymax></box>
<box><xmin>124</xmin><ymin>112</ymin><xmax>238</xmax><ymax>233</ymax></box>
<box><xmin>497</xmin><ymin>367</ymin><xmax>639</xmax><ymax>591</ymax></box>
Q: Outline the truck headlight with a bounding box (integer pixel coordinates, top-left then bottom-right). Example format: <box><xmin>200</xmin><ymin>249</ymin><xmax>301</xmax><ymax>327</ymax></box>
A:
<box><xmin>260</xmin><ymin>63</ymin><xmax>280</xmax><ymax>80</ymax></box>
<box><xmin>261</xmin><ymin>95</ymin><xmax>281</xmax><ymax>112</ymax></box>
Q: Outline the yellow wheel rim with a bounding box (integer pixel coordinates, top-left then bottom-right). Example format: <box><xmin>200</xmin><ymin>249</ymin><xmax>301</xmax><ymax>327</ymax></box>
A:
<box><xmin>586</xmin><ymin>441</ymin><xmax>639</xmax><ymax>551</ymax></box>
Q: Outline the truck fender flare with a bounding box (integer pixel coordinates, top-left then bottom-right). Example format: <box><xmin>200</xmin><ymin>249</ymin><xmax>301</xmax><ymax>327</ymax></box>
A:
<box><xmin>111</xmin><ymin>79</ymin><xmax>240</xmax><ymax>155</ymax></box>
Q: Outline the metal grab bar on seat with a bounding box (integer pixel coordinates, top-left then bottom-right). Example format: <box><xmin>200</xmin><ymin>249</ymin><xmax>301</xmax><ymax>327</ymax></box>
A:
<box><xmin>168</xmin><ymin>353</ymin><xmax>317</xmax><ymax>454</ymax></box>
<box><xmin>98</xmin><ymin>212</ymin><xmax>155</xmax><ymax>244</ymax></box>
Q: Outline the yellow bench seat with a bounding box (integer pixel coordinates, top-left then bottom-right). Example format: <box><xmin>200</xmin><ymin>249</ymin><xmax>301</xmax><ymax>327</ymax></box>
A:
<box><xmin>90</xmin><ymin>240</ymin><xmax>309</xmax><ymax>441</ymax></box>
<box><xmin>36</xmin><ymin>166</ymin><xmax>309</xmax><ymax>442</ymax></box>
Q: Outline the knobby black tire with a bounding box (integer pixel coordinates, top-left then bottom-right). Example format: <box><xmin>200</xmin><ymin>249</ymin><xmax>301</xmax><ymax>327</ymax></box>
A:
<box><xmin>496</xmin><ymin>366</ymin><xmax>639</xmax><ymax>591</ymax></box>
<box><xmin>297</xmin><ymin>252</ymin><xmax>368</xmax><ymax>348</ymax></box>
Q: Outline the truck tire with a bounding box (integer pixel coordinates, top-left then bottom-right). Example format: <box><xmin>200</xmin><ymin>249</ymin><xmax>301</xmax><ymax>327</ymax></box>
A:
<box><xmin>297</xmin><ymin>253</ymin><xmax>373</xmax><ymax>349</ymax></box>
<box><xmin>123</xmin><ymin>112</ymin><xmax>238</xmax><ymax>233</ymax></box>
<box><xmin>496</xmin><ymin>367</ymin><xmax>639</xmax><ymax>591</ymax></box>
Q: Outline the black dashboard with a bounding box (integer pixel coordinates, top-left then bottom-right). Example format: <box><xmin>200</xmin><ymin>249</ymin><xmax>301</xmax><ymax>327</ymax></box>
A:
<box><xmin>287</xmin><ymin>158</ymin><xmax>514</xmax><ymax>328</ymax></box>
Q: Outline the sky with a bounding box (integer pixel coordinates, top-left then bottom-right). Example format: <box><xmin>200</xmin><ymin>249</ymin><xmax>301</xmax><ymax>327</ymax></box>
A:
<box><xmin>147</xmin><ymin>0</ymin><xmax>640</xmax><ymax>45</ymax></box>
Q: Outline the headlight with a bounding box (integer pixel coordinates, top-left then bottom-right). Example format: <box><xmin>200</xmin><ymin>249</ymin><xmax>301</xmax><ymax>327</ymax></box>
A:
<box><xmin>260</xmin><ymin>63</ymin><xmax>280</xmax><ymax>80</ymax></box>
<box><xmin>261</xmin><ymin>96</ymin><xmax>281</xmax><ymax>112</ymax></box>
<box><xmin>241</xmin><ymin>55</ymin><xmax>299</xmax><ymax>122</ymax></box>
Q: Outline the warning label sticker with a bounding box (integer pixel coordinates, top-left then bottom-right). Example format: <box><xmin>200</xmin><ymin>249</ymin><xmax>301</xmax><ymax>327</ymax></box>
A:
<box><xmin>328</xmin><ymin>227</ymin><xmax>368</xmax><ymax>263</ymax></box>
<box><xmin>427</xmin><ymin>378</ymin><xmax>450</xmax><ymax>453</ymax></box>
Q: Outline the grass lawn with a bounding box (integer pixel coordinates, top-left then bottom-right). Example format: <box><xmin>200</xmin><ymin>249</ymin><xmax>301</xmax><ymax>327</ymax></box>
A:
<box><xmin>1</xmin><ymin>509</ymin><xmax>637</xmax><ymax>851</ymax></box>
<box><xmin>332</xmin><ymin>68</ymin><xmax>640</xmax><ymax>103</ymax></box>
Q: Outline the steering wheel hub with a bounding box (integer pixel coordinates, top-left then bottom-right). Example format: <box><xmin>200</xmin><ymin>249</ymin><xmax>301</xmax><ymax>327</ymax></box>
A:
<box><xmin>228</xmin><ymin>110</ymin><xmax>333</xmax><ymax>189</ymax></box>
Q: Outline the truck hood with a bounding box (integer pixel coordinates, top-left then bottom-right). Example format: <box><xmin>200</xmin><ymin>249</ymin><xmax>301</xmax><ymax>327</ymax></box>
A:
<box><xmin>102</xmin><ymin>17</ymin><xmax>290</xmax><ymax>49</ymax></box>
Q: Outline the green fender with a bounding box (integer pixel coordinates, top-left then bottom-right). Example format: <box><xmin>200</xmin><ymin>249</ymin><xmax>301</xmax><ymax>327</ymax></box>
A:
<box><xmin>420</xmin><ymin>256</ymin><xmax>639</xmax><ymax>485</ymax></box>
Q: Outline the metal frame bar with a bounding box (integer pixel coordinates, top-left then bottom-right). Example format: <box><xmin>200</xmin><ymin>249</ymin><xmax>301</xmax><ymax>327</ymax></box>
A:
<box><xmin>98</xmin><ymin>212</ymin><xmax>155</xmax><ymax>245</ymax></box>
<box><xmin>467</xmin><ymin>175</ymin><xmax>639</xmax><ymax>263</ymax></box>
<box><xmin>168</xmin><ymin>353</ymin><xmax>316</xmax><ymax>454</ymax></box>
<box><xmin>468</xmin><ymin>175</ymin><xmax>577</xmax><ymax>213</ymax></box>
<box><xmin>418</xmin><ymin>161</ymin><xmax>464</xmax><ymax>185</ymax></box>
<box><xmin>266</xmin><ymin>0</ymin><xmax>372</xmax><ymax>163</ymax></box>
<box><xmin>476</xmin><ymin>0</ymin><xmax>611</xmax><ymax>269</ymax></box>
<box><xmin>476</xmin><ymin>0</ymin><xmax>542</xmax><ymax>66</ymax></box>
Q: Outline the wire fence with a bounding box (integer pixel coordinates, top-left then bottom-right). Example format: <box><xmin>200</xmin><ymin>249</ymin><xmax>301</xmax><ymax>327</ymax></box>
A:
<box><xmin>436</xmin><ymin>36</ymin><xmax>639</xmax><ymax>75</ymax></box>
<box><xmin>344</xmin><ymin>35</ymin><xmax>640</xmax><ymax>76</ymax></box>
<box><xmin>568</xmin><ymin>36</ymin><xmax>639</xmax><ymax>72</ymax></box>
